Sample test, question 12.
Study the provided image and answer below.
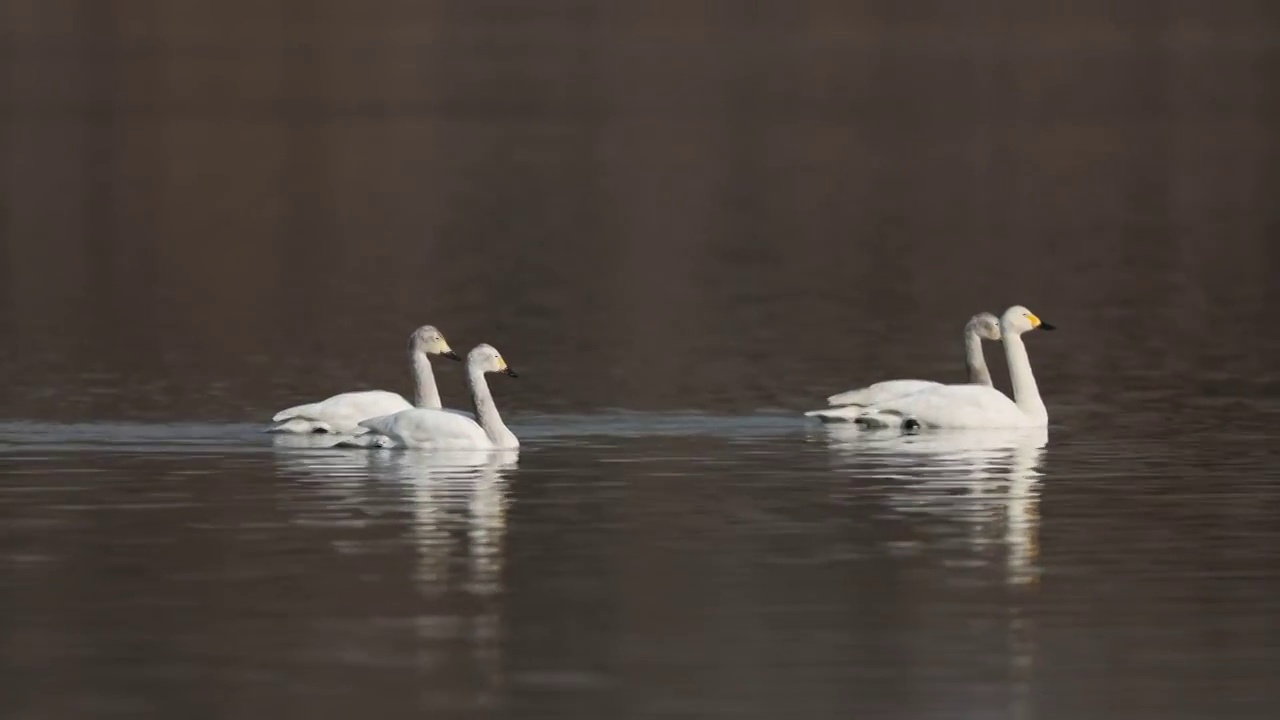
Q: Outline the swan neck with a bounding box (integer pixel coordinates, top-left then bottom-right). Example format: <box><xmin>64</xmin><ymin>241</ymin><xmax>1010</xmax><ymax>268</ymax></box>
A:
<box><xmin>964</xmin><ymin>329</ymin><xmax>992</xmax><ymax>386</ymax></box>
<box><xmin>411</xmin><ymin>351</ymin><xmax>442</xmax><ymax>409</ymax></box>
<box><xmin>468</xmin><ymin>366</ymin><xmax>514</xmax><ymax>447</ymax></box>
<box><xmin>1002</xmin><ymin>332</ymin><xmax>1046</xmax><ymax>420</ymax></box>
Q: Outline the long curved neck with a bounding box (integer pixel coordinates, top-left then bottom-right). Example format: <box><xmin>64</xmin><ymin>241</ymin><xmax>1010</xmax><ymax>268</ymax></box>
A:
<box><xmin>410</xmin><ymin>350</ymin><xmax>442</xmax><ymax>409</ymax></box>
<box><xmin>468</xmin><ymin>366</ymin><xmax>516</xmax><ymax>447</ymax></box>
<box><xmin>1002</xmin><ymin>332</ymin><xmax>1046</xmax><ymax>421</ymax></box>
<box><xmin>963</xmin><ymin>328</ymin><xmax>993</xmax><ymax>386</ymax></box>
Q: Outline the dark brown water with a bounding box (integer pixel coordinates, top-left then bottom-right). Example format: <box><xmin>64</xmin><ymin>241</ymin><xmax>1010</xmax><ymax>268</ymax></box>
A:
<box><xmin>3</xmin><ymin>2</ymin><xmax>1280</xmax><ymax>718</ymax></box>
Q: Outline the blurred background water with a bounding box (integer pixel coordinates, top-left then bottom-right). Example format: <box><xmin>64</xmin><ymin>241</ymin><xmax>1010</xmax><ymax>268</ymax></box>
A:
<box><xmin>1</xmin><ymin>2</ymin><xmax>1278</xmax><ymax>718</ymax></box>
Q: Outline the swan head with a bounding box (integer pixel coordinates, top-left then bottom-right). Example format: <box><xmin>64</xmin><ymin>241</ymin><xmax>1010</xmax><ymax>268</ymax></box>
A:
<box><xmin>409</xmin><ymin>325</ymin><xmax>461</xmax><ymax>361</ymax></box>
<box><xmin>968</xmin><ymin>312</ymin><xmax>1002</xmax><ymax>341</ymax></box>
<box><xmin>469</xmin><ymin>343</ymin><xmax>519</xmax><ymax>378</ymax></box>
<box><xmin>1001</xmin><ymin>306</ymin><xmax>1056</xmax><ymax>335</ymax></box>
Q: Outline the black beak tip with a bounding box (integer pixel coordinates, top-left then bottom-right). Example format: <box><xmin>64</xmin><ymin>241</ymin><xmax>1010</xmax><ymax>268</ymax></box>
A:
<box><xmin>1039</xmin><ymin>322</ymin><xmax>1057</xmax><ymax>331</ymax></box>
<box><xmin>503</xmin><ymin>368</ymin><xmax>519</xmax><ymax>378</ymax></box>
<box><xmin>442</xmin><ymin>350</ymin><xmax>462</xmax><ymax>361</ymax></box>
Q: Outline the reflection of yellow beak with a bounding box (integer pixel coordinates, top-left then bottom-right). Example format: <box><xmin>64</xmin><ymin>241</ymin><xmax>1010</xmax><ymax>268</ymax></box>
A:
<box><xmin>1027</xmin><ymin>313</ymin><xmax>1042</xmax><ymax>328</ymax></box>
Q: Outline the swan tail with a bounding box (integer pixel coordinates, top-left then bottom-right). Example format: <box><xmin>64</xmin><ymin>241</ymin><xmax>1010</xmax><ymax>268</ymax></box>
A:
<box><xmin>265</xmin><ymin>417</ymin><xmax>334</xmax><ymax>434</ymax></box>
<box><xmin>804</xmin><ymin>405</ymin><xmax>865</xmax><ymax>423</ymax></box>
<box><xmin>826</xmin><ymin>391</ymin><xmax>864</xmax><ymax>406</ymax></box>
<box><xmin>272</xmin><ymin>403</ymin><xmax>322</xmax><ymax>423</ymax></box>
<box><xmin>853</xmin><ymin>411</ymin><xmax>905</xmax><ymax>429</ymax></box>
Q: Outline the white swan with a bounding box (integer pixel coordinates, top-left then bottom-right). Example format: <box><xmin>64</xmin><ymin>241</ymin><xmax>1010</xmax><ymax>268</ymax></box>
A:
<box><xmin>854</xmin><ymin>305</ymin><xmax>1055</xmax><ymax>429</ymax></box>
<box><xmin>267</xmin><ymin>325</ymin><xmax>461</xmax><ymax>434</ymax></box>
<box><xmin>351</xmin><ymin>344</ymin><xmax>519</xmax><ymax>450</ymax></box>
<box><xmin>805</xmin><ymin>312</ymin><xmax>1002</xmax><ymax>422</ymax></box>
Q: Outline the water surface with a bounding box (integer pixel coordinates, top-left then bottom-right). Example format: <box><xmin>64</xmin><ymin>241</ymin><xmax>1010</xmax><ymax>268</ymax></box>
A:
<box><xmin>2</xmin><ymin>2</ymin><xmax>1279</xmax><ymax>718</ymax></box>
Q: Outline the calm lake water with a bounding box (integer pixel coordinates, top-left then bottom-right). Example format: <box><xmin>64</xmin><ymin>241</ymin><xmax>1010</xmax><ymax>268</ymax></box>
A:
<box><xmin>3</xmin><ymin>2</ymin><xmax>1280</xmax><ymax>719</ymax></box>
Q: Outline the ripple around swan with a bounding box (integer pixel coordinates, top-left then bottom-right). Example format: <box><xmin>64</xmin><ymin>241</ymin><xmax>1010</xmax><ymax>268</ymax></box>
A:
<box><xmin>0</xmin><ymin>411</ymin><xmax>810</xmax><ymax>455</ymax></box>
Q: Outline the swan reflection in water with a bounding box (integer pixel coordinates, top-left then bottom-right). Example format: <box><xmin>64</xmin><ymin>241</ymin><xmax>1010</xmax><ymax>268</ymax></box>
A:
<box><xmin>271</xmin><ymin>437</ymin><xmax>518</xmax><ymax>698</ymax></box>
<box><xmin>817</xmin><ymin>424</ymin><xmax>1046</xmax><ymax>585</ymax></box>
<box><xmin>818</xmin><ymin>424</ymin><xmax>1046</xmax><ymax>713</ymax></box>
<box><xmin>379</xmin><ymin>448</ymin><xmax>519</xmax><ymax>600</ymax></box>
<box><xmin>271</xmin><ymin>435</ymin><xmax>518</xmax><ymax>595</ymax></box>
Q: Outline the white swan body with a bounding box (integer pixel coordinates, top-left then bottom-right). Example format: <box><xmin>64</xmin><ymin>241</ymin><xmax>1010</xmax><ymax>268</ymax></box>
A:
<box><xmin>354</xmin><ymin>344</ymin><xmax>519</xmax><ymax>451</ymax></box>
<box><xmin>271</xmin><ymin>390</ymin><xmax>414</xmax><ymax>434</ymax></box>
<box><xmin>855</xmin><ymin>306</ymin><xmax>1055</xmax><ymax>430</ymax></box>
<box><xmin>267</xmin><ymin>325</ymin><xmax>461</xmax><ymax>434</ymax></box>
<box><xmin>806</xmin><ymin>313</ymin><xmax>1001</xmax><ymax>422</ymax></box>
<box><xmin>854</xmin><ymin>384</ymin><xmax>1032</xmax><ymax>429</ymax></box>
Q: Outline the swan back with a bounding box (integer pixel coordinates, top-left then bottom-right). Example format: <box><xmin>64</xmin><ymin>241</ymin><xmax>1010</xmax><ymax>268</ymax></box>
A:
<box><xmin>855</xmin><ymin>384</ymin><xmax>1032</xmax><ymax>429</ymax></box>
<box><xmin>816</xmin><ymin>379</ymin><xmax>943</xmax><ymax>417</ymax></box>
<box><xmin>269</xmin><ymin>390</ymin><xmax>413</xmax><ymax>433</ymax></box>
<box><xmin>359</xmin><ymin>408</ymin><xmax>494</xmax><ymax>450</ymax></box>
